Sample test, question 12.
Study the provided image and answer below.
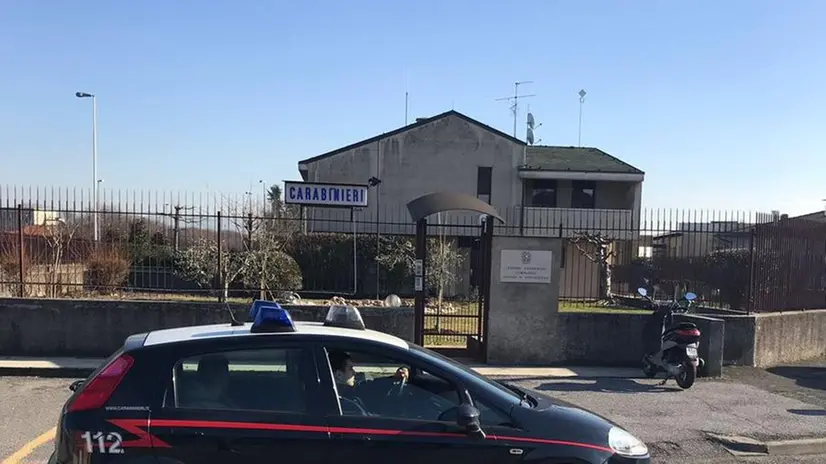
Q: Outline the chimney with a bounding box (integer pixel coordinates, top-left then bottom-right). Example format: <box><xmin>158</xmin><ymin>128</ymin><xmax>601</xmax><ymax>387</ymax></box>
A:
<box><xmin>415</xmin><ymin>118</ymin><xmax>428</xmax><ymax>123</ymax></box>
<box><xmin>771</xmin><ymin>210</ymin><xmax>780</xmax><ymax>221</ymax></box>
<box><xmin>781</xmin><ymin>214</ymin><xmax>789</xmax><ymax>220</ymax></box>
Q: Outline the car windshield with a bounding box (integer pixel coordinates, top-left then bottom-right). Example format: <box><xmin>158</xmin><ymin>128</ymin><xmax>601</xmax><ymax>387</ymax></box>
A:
<box><xmin>408</xmin><ymin>344</ymin><xmax>530</xmax><ymax>407</ymax></box>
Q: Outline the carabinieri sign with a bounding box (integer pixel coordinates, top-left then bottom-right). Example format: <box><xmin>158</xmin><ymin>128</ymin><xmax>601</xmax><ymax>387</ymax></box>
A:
<box><xmin>284</xmin><ymin>181</ymin><xmax>369</xmax><ymax>208</ymax></box>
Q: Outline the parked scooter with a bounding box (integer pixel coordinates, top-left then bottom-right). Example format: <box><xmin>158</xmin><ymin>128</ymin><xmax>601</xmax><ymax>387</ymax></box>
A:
<box><xmin>638</xmin><ymin>287</ymin><xmax>704</xmax><ymax>389</ymax></box>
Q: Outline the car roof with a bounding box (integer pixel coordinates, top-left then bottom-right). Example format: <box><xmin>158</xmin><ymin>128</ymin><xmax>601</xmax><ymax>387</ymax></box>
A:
<box><xmin>142</xmin><ymin>321</ymin><xmax>409</xmax><ymax>350</ymax></box>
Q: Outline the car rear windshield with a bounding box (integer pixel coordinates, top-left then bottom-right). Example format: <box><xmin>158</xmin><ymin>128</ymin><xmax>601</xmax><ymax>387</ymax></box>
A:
<box><xmin>409</xmin><ymin>345</ymin><xmax>524</xmax><ymax>406</ymax></box>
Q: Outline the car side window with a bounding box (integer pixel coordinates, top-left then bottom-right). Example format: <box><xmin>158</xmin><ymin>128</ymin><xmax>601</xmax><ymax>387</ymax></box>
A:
<box><xmin>324</xmin><ymin>347</ymin><xmax>462</xmax><ymax>422</ymax></box>
<box><xmin>171</xmin><ymin>347</ymin><xmax>309</xmax><ymax>413</ymax></box>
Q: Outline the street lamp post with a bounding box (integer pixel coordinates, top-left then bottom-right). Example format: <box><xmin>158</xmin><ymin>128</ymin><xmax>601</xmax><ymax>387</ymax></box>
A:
<box><xmin>259</xmin><ymin>180</ymin><xmax>267</xmax><ymax>214</ymax></box>
<box><xmin>76</xmin><ymin>91</ymin><xmax>99</xmax><ymax>242</ymax></box>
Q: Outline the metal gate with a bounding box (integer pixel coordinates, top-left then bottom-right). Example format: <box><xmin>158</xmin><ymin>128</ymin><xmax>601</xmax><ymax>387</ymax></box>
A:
<box><xmin>407</xmin><ymin>192</ymin><xmax>499</xmax><ymax>362</ymax></box>
<box><xmin>421</xmin><ymin>220</ymin><xmax>492</xmax><ymax>360</ymax></box>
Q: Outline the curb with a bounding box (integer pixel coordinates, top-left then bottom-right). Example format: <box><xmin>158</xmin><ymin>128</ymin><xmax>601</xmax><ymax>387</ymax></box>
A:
<box><xmin>0</xmin><ymin>367</ymin><xmax>95</xmax><ymax>378</ymax></box>
<box><xmin>706</xmin><ymin>433</ymin><xmax>826</xmax><ymax>457</ymax></box>
<box><xmin>766</xmin><ymin>437</ymin><xmax>826</xmax><ymax>456</ymax></box>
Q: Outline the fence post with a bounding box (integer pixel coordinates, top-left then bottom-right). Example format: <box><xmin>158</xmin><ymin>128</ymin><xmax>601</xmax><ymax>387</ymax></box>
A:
<box><xmin>217</xmin><ymin>211</ymin><xmax>223</xmax><ymax>302</ymax></box>
<box><xmin>16</xmin><ymin>204</ymin><xmax>25</xmax><ymax>298</ymax></box>
<box><xmin>173</xmin><ymin>205</ymin><xmax>181</xmax><ymax>251</ymax></box>
<box><xmin>747</xmin><ymin>227</ymin><xmax>756</xmax><ymax>314</ymax></box>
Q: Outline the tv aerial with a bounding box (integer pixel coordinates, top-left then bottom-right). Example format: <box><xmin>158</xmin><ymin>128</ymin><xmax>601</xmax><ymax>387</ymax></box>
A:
<box><xmin>496</xmin><ymin>81</ymin><xmax>536</xmax><ymax>139</ymax></box>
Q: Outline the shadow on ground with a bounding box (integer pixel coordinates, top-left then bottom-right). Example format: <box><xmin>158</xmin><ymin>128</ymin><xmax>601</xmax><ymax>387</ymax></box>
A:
<box><xmin>533</xmin><ymin>378</ymin><xmax>683</xmax><ymax>394</ymax></box>
<box><xmin>788</xmin><ymin>408</ymin><xmax>826</xmax><ymax>416</ymax></box>
<box><xmin>767</xmin><ymin>365</ymin><xmax>826</xmax><ymax>392</ymax></box>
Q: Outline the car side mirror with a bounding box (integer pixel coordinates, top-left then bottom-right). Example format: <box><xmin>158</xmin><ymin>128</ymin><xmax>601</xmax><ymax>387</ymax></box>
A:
<box><xmin>69</xmin><ymin>380</ymin><xmax>84</xmax><ymax>392</ymax></box>
<box><xmin>456</xmin><ymin>404</ymin><xmax>486</xmax><ymax>439</ymax></box>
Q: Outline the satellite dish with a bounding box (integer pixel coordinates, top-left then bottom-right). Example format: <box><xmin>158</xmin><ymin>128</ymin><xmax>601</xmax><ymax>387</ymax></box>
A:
<box><xmin>527</xmin><ymin>112</ymin><xmax>535</xmax><ymax>129</ymax></box>
<box><xmin>527</xmin><ymin>127</ymin><xmax>535</xmax><ymax>145</ymax></box>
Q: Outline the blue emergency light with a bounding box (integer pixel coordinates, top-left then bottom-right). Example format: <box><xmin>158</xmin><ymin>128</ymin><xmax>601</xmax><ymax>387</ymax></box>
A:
<box><xmin>249</xmin><ymin>300</ymin><xmax>296</xmax><ymax>333</ymax></box>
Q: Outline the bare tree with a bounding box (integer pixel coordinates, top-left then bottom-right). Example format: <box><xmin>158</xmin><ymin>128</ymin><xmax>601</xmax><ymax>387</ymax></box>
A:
<box><xmin>243</xmin><ymin>222</ymin><xmax>303</xmax><ymax>300</ymax></box>
<box><xmin>377</xmin><ymin>234</ymin><xmax>465</xmax><ymax>324</ymax></box>
<box><xmin>174</xmin><ymin>197</ymin><xmax>302</xmax><ymax>301</ymax></box>
<box><xmin>43</xmin><ymin>218</ymin><xmax>81</xmax><ymax>297</ymax></box>
<box><xmin>174</xmin><ymin>236</ymin><xmax>252</xmax><ymax>301</ymax></box>
<box><xmin>569</xmin><ymin>231</ymin><xmax>615</xmax><ymax>305</ymax></box>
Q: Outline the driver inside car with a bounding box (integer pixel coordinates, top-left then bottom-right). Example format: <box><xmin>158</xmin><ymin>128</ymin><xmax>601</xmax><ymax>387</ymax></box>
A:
<box><xmin>329</xmin><ymin>350</ymin><xmax>409</xmax><ymax>415</ymax></box>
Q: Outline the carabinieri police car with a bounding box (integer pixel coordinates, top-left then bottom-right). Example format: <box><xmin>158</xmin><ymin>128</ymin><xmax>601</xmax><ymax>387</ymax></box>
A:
<box><xmin>49</xmin><ymin>302</ymin><xmax>650</xmax><ymax>464</ymax></box>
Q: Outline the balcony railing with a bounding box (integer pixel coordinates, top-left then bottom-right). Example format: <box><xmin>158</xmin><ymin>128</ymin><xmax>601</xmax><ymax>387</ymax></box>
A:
<box><xmin>518</xmin><ymin>207</ymin><xmax>637</xmax><ymax>239</ymax></box>
<box><xmin>299</xmin><ymin>205</ymin><xmax>638</xmax><ymax>239</ymax></box>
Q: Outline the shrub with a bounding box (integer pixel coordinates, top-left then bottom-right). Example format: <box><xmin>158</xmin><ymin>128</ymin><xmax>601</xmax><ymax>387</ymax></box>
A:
<box><xmin>612</xmin><ymin>249</ymin><xmax>752</xmax><ymax>309</ymax></box>
<box><xmin>702</xmin><ymin>249</ymin><xmax>750</xmax><ymax>309</ymax></box>
<box><xmin>0</xmin><ymin>241</ymin><xmax>31</xmax><ymax>296</ymax></box>
<box><xmin>243</xmin><ymin>250</ymin><xmax>304</xmax><ymax>295</ymax></box>
<box><xmin>85</xmin><ymin>248</ymin><xmax>130</xmax><ymax>293</ymax></box>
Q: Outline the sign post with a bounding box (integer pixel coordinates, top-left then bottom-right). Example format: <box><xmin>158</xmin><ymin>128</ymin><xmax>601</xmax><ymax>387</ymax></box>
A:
<box><xmin>284</xmin><ymin>181</ymin><xmax>369</xmax><ymax>208</ymax></box>
<box><xmin>284</xmin><ymin>181</ymin><xmax>370</xmax><ymax>294</ymax></box>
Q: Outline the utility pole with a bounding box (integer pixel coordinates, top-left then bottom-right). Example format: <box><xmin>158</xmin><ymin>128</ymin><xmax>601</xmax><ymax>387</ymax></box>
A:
<box><xmin>496</xmin><ymin>81</ymin><xmax>536</xmax><ymax>139</ymax></box>
<box><xmin>166</xmin><ymin>204</ymin><xmax>195</xmax><ymax>252</ymax></box>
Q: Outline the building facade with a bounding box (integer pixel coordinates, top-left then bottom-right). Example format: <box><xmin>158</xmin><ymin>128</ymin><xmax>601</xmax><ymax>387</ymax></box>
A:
<box><xmin>295</xmin><ymin>110</ymin><xmax>645</xmax><ymax>299</ymax></box>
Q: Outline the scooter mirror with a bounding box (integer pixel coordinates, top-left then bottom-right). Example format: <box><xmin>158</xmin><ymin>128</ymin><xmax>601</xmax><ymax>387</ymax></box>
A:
<box><xmin>685</xmin><ymin>292</ymin><xmax>697</xmax><ymax>301</ymax></box>
<box><xmin>637</xmin><ymin>288</ymin><xmax>648</xmax><ymax>297</ymax></box>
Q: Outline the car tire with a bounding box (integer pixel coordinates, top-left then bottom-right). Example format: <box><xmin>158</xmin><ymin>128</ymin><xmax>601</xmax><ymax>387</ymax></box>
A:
<box><xmin>675</xmin><ymin>357</ymin><xmax>696</xmax><ymax>389</ymax></box>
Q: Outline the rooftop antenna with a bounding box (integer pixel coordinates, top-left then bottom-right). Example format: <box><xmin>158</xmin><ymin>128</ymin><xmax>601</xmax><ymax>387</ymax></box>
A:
<box><xmin>526</xmin><ymin>105</ymin><xmax>543</xmax><ymax>146</ymax></box>
<box><xmin>578</xmin><ymin>89</ymin><xmax>587</xmax><ymax>147</ymax></box>
<box><xmin>525</xmin><ymin>105</ymin><xmax>543</xmax><ymax>166</ymax></box>
<box><xmin>496</xmin><ymin>81</ymin><xmax>536</xmax><ymax>139</ymax></box>
<box><xmin>226</xmin><ymin>301</ymin><xmax>243</xmax><ymax>326</ymax></box>
<box><xmin>404</xmin><ymin>70</ymin><xmax>410</xmax><ymax>125</ymax></box>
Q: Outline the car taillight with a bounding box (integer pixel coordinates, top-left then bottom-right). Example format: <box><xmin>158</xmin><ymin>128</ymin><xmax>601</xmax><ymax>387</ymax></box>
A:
<box><xmin>677</xmin><ymin>328</ymin><xmax>701</xmax><ymax>337</ymax></box>
<box><xmin>67</xmin><ymin>354</ymin><xmax>134</xmax><ymax>412</ymax></box>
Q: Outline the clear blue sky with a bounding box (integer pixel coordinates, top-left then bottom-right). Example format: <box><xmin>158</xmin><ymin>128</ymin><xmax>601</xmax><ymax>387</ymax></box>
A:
<box><xmin>1</xmin><ymin>0</ymin><xmax>823</xmax><ymax>215</ymax></box>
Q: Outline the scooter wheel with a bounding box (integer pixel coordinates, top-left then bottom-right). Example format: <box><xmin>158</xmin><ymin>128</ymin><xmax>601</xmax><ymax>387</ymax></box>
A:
<box><xmin>675</xmin><ymin>358</ymin><xmax>696</xmax><ymax>389</ymax></box>
<box><xmin>642</xmin><ymin>360</ymin><xmax>657</xmax><ymax>378</ymax></box>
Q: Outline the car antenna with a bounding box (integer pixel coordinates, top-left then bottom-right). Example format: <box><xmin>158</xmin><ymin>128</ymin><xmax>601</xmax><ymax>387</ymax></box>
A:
<box><xmin>226</xmin><ymin>302</ymin><xmax>244</xmax><ymax>327</ymax></box>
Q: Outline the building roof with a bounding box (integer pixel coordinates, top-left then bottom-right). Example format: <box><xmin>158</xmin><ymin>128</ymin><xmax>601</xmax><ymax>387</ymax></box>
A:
<box><xmin>297</xmin><ymin>110</ymin><xmax>643</xmax><ymax>175</ymax></box>
<box><xmin>142</xmin><ymin>321</ymin><xmax>409</xmax><ymax>350</ymax></box>
<box><xmin>298</xmin><ymin>110</ymin><xmax>523</xmax><ymax>166</ymax></box>
<box><xmin>521</xmin><ymin>146</ymin><xmax>644</xmax><ymax>174</ymax></box>
<box><xmin>789</xmin><ymin>210</ymin><xmax>826</xmax><ymax>223</ymax></box>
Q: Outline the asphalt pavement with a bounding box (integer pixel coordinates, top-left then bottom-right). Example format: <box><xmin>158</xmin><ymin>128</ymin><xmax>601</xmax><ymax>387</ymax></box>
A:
<box><xmin>0</xmin><ymin>376</ymin><xmax>77</xmax><ymax>464</ymax></box>
<box><xmin>505</xmin><ymin>373</ymin><xmax>826</xmax><ymax>463</ymax></box>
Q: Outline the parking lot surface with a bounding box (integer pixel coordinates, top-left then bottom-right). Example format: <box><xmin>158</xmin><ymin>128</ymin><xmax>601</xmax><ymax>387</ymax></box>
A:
<box><xmin>508</xmin><ymin>375</ymin><xmax>826</xmax><ymax>462</ymax></box>
<box><xmin>2</xmin><ymin>373</ymin><xmax>826</xmax><ymax>463</ymax></box>
<box><xmin>0</xmin><ymin>377</ymin><xmax>77</xmax><ymax>464</ymax></box>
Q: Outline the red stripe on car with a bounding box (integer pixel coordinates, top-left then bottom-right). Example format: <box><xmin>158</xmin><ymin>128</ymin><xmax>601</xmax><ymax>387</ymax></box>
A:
<box><xmin>136</xmin><ymin>419</ymin><xmax>612</xmax><ymax>453</ymax></box>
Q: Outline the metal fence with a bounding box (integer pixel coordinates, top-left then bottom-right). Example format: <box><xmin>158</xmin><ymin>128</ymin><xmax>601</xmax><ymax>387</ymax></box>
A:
<box><xmin>1</xmin><ymin>185</ymin><xmax>824</xmax><ymax>312</ymax></box>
